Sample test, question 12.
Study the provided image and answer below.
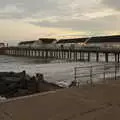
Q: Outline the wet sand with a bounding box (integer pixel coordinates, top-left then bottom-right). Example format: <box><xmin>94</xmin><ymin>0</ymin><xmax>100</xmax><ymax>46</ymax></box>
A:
<box><xmin>1</xmin><ymin>80</ymin><xmax>120</xmax><ymax>120</ymax></box>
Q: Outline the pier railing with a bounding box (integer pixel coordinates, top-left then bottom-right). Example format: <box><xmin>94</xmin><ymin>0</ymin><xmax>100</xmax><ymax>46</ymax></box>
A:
<box><xmin>74</xmin><ymin>63</ymin><xmax>120</xmax><ymax>86</ymax></box>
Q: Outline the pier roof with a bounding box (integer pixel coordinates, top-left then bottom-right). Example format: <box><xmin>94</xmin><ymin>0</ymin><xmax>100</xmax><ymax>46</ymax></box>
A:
<box><xmin>57</xmin><ymin>35</ymin><xmax>120</xmax><ymax>43</ymax></box>
<box><xmin>38</xmin><ymin>38</ymin><xmax>56</xmax><ymax>44</ymax></box>
<box><xmin>18</xmin><ymin>41</ymin><xmax>36</xmax><ymax>45</ymax></box>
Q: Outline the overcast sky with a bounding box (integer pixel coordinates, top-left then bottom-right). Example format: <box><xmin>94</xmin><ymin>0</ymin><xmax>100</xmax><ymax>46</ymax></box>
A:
<box><xmin>0</xmin><ymin>0</ymin><xmax>119</xmax><ymax>45</ymax></box>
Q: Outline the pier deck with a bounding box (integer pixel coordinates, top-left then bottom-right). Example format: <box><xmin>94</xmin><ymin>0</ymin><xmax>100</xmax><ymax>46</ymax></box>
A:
<box><xmin>1</xmin><ymin>47</ymin><xmax>120</xmax><ymax>62</ymax></box>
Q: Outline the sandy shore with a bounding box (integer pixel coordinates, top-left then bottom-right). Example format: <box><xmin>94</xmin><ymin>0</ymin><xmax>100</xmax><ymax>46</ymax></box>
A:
<box><xmin>1</xmin><ymin>80</ymin><xmax>120</xmax><ymax>120</ymax></box>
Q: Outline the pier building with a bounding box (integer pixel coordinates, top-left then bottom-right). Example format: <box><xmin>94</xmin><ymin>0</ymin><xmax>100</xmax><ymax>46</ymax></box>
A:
<box><xmin>18</xmin><ymin>38</ymin><xmax>56</xmax><ymax>48</ymax></box>
<box><xmin>0</xmin><ymin>43</ymin><xmax>5</xmax><ymax>48</ymax></box>
<box><xmin>57</xmin><ymin>35</ymin><xmax>120</xmax><ymax>49</ymax></box>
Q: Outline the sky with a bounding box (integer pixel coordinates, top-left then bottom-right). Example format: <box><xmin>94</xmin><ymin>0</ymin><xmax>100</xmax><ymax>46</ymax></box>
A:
<box><xmin>0</xmin><ymin>0</ymin><xmax>119</xmax><ymax>45</ymax></box>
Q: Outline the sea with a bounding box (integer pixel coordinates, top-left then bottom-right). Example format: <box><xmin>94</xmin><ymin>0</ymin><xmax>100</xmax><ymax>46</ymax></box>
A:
<box><xmin>0</xmin><ymin>54</ymin><xmax>117</xmax><ymax>87</ymax></box>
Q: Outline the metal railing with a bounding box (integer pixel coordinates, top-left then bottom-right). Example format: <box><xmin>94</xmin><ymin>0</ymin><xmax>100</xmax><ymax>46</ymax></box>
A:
<box><xmin>74</xmin><ymin>63</ymin><xmax>120</xmax><ymax>87</ymax></box>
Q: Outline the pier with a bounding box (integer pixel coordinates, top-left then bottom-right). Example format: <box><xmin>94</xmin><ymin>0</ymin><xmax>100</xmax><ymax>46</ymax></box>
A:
<box><xmin>0</xmin><ymin>47</ymin><xmax>6</xmax><ymax>55</ymax></box>
<box><xmin>1</xmin><ymin>47</ymin><xmax>120</xmax><ymax>62</ymax></box>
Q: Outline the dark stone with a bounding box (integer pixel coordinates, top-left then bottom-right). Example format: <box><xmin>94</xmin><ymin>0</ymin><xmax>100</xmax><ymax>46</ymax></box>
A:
<box><xmin>0</xmin><ymin>71</ymin><xmax>63</xmax><ymax>98</ymax></box>
<box><xmin>69</xmin><ymin>80</ymin><xmax>77</xmax><ymax>87</ymax></box>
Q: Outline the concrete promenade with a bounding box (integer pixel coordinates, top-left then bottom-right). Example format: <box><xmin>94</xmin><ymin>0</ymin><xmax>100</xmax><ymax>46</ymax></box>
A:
<box><xmin>1</xmin><ymin>79</ymin><xmax>120</xmax><ymax>120</ymax></box>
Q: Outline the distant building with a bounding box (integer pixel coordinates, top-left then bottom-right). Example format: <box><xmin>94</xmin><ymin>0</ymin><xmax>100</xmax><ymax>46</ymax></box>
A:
<box><xmin>18</xmin><ymin>41</ymin><xmax>35</xmax><ymax>48</ymax></box>
<box><xmin>18</xmin><ymin>35</ymin><xmax>120</xmax><ymax>49</ymax></box>
<box><xmin>32</xmin><ymin>38</ymin><xmax>56</xmax><ymax>48</ymax></box>
<box><xmin>18</xmin><ymin>38</ymin><xmax>57</xmax><ymax>48</ymax></box>
<box><xmin>57</xmin><ymin>35</ymin><xmax>120</xmax><ymax>43</ymax></box>
<box><xmin>57</xmin><ymin>35</ymin><xmax>120</xmax><ymax>48</ymax></box>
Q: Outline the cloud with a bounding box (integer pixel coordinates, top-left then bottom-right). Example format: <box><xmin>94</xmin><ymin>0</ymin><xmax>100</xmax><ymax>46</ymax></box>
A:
<box><xmin>0</xmin><ymin>0</ymin><xmax>103</xmax><ymax>19</ymax></box>
<box><xmin>29</xmin><ymin>13</ymin><xmax>120</xmax><ymax>32</ymax></box>
<box><xmin>0</xmin><ymin>4</ymin><xmax>24</xmax><ymax>19</ymax></box>
<box><xmin>0</xmin><ymin>0</ymin><xmax>119</xmax><ymax>38</ymax></box>
<box><xmin>102</xmin><ymin>0</ymin><xmax>120</xmax><ymax>10</ymax></box>
<box><xmin>0</xmin><ymin>0</ymin><xmax>60</xmax><ymax>19</ymax></box>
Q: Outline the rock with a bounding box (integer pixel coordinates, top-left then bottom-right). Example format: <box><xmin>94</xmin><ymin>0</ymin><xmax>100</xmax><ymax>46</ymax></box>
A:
<box><xmin>69</xmin><ymin>80</ymin><xmax>77</xmax><ymax>87</ymax></box>
<box><xmin>0</xmin><ymin>96</ymin><xmax>6</xmax><ymax>102</ymax></box>
<box><xmin>0</xmin><ymin>71</ymin><xmax>63</xmax><ymax>98</ymax></box>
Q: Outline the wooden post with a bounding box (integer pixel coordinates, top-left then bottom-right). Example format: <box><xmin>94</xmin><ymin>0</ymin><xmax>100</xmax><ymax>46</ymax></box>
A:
<box><xmin>88</xmin><ymin>52</ymin><xmax>90</xmax><ymax>62</ymax></box>
<box><xmin>56</xmin><ymin>49</ymin><xmax>58</xmax><ymax>59</ymax></box>
<box><xmin>74</xmin><ymin>50</ymin><xmax>77</xmax><ymax>61</ymax></box>
<box><xmin>76</xmin><ymin>51</ymin><xmax>78</xmax><ymax>61</ymax></box>
<box><xmin>58</xmin><ymin>49</ymin><xmax>60</xmax><ymax>59</ymax></box>
<box><xmin>63</xmin><ymin>50</ymin><xmax>65</xmax><ymax>59</ymax></box>
<box><xmin>34</xmin><ymin>50</ymin><xmax>36</xmax><ymax>57</ymax></box>
<box><xmin>118</xmin><ymin>54</ymin><xmax>119</xmax><ymax>63</ymax></box>
<box><xmin>79</xmin><ymin>52</ymin><xmax>81</xmax><ymax>61</ymax></box>
<box><xmin>38</xmin><ymin>51</ymin><xmax>40</xmax><ymax>57</ymax></box>
<box><xmin>26</xmin><ymin>49</ymin><xmax>28</xmax><ymax>56</ymax></box>
<box><xmin>42</xmin><ymin>50</ymin><xmax>44</xmax><ymax>58</ymax></box>
<box><xmin>115</xmin><ymin>63</ymin><xmax>117</xmax><ymax>80</ymax></box>
<box><xmin>25</xmin><ymin>50</ymin><xmax>27</xmax><ymax>56</ymax></box>
<box><xmin>96</xmin><ymin>52</ymin><xmax>99</xmax><ymax>62</ymax></box>
<box><xmin>81</xmin><ymin>52</ymin><xmax>84</xmax><ymax>61</ymax></box>
<box><xmin>115</xmin><ymin>53</ymin><xmax>117</xmax><ymax>62</ymax></box>
<box><xmin>46</xmin><ymin>50</ymin><xmax>48</xmax><ymax>59</ymax></box>
<box><xmin>105</xmin><ymin>53</ymin><xmax>108</xmax><ymax>62</ymax></box>
<box><xmin>69</xmin><ymin>50</ymin><xmax>71</xmax><ymax>61</ymax></box>
<box><xmin>31</xmin><ymin>50</ymin><xmax>33</xmax><ymax>57</ymax></box>
<box><xmin>54</xmin><ymin>49</ymin><xmax>56</xmax><ymax>58</ymax></box>
<box><xmin>61</xmin><ymin>50</ymin><xmax>63</xmax><ymax>59</ymax></box>
<box><xmin>28</xmin><ymin>50</ymin><xmax>30</xmax><ymax>57</ymax></box>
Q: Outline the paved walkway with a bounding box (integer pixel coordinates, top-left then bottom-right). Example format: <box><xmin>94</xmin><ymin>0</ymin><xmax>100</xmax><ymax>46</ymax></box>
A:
<box><xmin>1</xmin><ymin>80</ymin><xmax>120</xmax><ymax>120</ymax></box>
